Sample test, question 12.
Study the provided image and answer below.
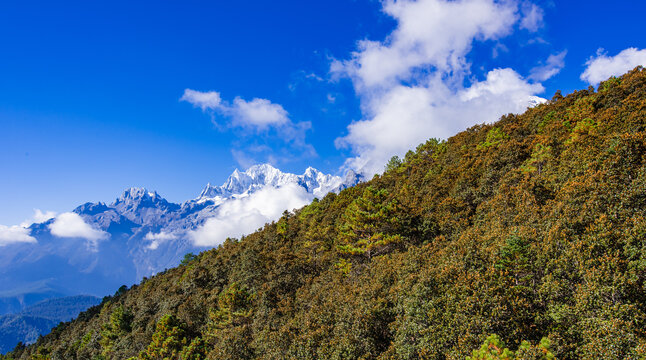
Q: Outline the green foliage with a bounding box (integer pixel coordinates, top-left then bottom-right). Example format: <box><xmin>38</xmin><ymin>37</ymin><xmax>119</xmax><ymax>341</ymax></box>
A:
<box><xmin>495</xmin><ymin>234</ymin><xmax>531</xmax><ymax>275</ymax></box>
<box><xmin>207</xmin><ymin>282</ymin><xmax>254</xmax><ymax>332</ymax></box>
<box><xmin>478</xmin><ymin>127</ymin><xmax>509</xmax><ymax>150</ymax></box>
<box><xmin>180</xmin><ymin>253</ymin><xmax>198</xmax><ymax>266</ymax></box>
<box><xmin>521</xmin><ymin>144</ymin><xmax>552</xmax><ymax>175</ymax></box>
<box><xmin>467</xmin><ymin>335</ymin><xmax>555</xmax><ymax>360</ymax></box>
<box><xmin>204</xmin><ymin>283</ymin><xmax>255</xmax><ymax>359</ymax></box>
<box><xmin>8</xmin><ymin>67</ymin><xmax>646</xmax><ymax>360</ymax></box>
<box><xmin>336</xmin><ymin>186</ymin><xmax>405</xmax><ymax>260</ymax></box>
<box><xmin>28</xmin><ymin>346</ymin><xmax>51</xmax><ymax>360</ymax></box>
<box><xmin>133</xmin><ymin>314</ymin><xmax>205</xmax><ymax>360</ymax></box>
<box><xmin>334</xmin><ymin>258</ymin><xmax>352</xmax><ymax>275</ymax></box>
<box><xmin>537</xmin><ymin>111</ymin><xmax>556</xmax><ymax>132</ymax></box>
<box><xmin>385</xmin><ymin>155</ymin><xmax>403</xmax><ymax>172</ymax></box>
<box><xmin>99</xmin><ymin>306</ymin><xmax>133</xmax><ymax>357</ymax></box>
<box><xmin>467</xmin><ymin>334</ymin><xmax>515</xmax><ymax>360</ymax></box>
<box><xmin>114</xmin><ymin>285</ymin><xmax>128</xmax><ymax>297</ymax></box>
<box><xmin>599</xmin><ymin>76</ymin><xmax>621</xmax><ymax>92</ymax></box>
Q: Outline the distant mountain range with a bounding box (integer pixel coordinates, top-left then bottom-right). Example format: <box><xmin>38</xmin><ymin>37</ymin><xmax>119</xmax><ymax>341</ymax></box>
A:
<box><xmin>0</xmin><ymin>295</ymin><xmax>101</xmax><ymax>354</ymax></box>
<box><xmin>0</xmin><ymin>164</ymin><xmax>361</xmax><ymax>315</ymax></box>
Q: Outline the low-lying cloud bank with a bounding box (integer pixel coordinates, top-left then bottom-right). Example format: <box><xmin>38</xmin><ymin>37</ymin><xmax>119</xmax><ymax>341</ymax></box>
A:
<box><xmin>0</xmin><ymin>225</ymin><xmax>37</xmax><ymax>246</ymax></box>
<box><xmin>0</xmin><ymin>209</ymin><xmax>57</xmax><ymax>246</ymax></box>
<box><xmin>189</xmin><ymin>183</ymin><xmax>313</xmax><ymax>247</ymax></box>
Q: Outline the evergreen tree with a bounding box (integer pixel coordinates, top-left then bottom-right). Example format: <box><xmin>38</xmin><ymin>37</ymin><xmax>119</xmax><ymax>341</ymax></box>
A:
<box><xmin>337</xmin><ymin>186</ymin><xmax>405</xmax><ymax>260</ymax></box>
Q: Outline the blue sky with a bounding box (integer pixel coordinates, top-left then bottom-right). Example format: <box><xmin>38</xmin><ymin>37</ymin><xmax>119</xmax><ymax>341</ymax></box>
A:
<box><xmin>1</xmin><ymin>0</ymin><xmax>645</xmax><ymax>226</ymax></box>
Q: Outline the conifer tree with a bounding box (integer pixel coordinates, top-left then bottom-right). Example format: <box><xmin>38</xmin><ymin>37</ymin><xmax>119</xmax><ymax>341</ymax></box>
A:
<box><xmin>337</xmin><ymin>186</ymin><xmax>405</xmax><ymax>260</ymax></box>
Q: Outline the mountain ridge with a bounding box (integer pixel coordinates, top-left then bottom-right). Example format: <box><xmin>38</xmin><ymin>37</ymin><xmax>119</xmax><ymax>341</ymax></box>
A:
<box><xmin>0</xmin><ymin>295</ymin><xmax>101</xmax><ymax>354</ymax></box>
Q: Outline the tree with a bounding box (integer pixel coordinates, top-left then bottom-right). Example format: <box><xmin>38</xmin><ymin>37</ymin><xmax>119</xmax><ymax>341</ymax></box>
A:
<box><xmin>100</xmin><ymin>306</ymin><xmax>133</xmax><ymax>357</ymax></box>
<box><xmin>495</xmin><ymin>233</ymin><xmax>533</xmax><ymax>288</ymax></box>
<box><xmin>337</xmin><ymin>186</ymin><xmax>405</xmax><ymax>260</ymax></box>
<box><xmin>467</xmin><ymin>334</ymin><xmax>554</xmax><ymax>360</ymax></box>
<box><xmin>181</xmin><ymin>253</ymin><xmax>198</xmax><ymax>266</ymax></box>
<box><xmin>521</xmin><ymin>144</ymin><xmax>552</xmax><ymax>176</ymax></box>
<box><xmin>385</xmin><ymin>156</ymin><xmax>403</xmax><ymax>172</ymax></box>
<box><xmin>134</xmin><ymin>314</ymin><xmax>205</xmax><ymax>360</ymax></box>
<box><xmin>208</xmin><ymin>282</ymin><xmax>254</xmax><ymax>331</ymax></box>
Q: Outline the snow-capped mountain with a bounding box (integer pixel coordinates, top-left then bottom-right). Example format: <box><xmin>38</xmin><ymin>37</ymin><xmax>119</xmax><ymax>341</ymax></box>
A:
<box><xmin>0</xmin><ymin>165</ymin><xmax>361</xmax><ymax>314</ymax></box>
<box><xmin>198</xmin><ymin>164</ymin><xmax>352</xmax><ymax>200</ymax></box>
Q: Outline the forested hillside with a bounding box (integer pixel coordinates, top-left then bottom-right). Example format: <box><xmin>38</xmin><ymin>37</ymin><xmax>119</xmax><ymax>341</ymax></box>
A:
<box><xmin>4</xmin><ymin>67</ymin><xmax>646</xmax><ymax>360</ymax></box>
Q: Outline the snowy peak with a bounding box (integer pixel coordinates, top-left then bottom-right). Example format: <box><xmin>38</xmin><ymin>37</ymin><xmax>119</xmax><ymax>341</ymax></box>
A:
<box><xmin>198</xmin><ymin>183</ymin><xmax>225</xmax><ymax>199</ymax></box>
<box><xmin>110</xmin><ymin>187</ymin><xmax>179</xmax><ymax>225</ymax></box>
<box><xmin>226</xmin><ymin>164</ymin><xmax>297</xmax><ymax>192</ymax></box>
<box><xmin>74</xmin><ymin>202</ymin><xmax>110</xmax><ymax>216</ymax></box>
<box><xmin>197</xmin><ymin>164</ymin><xmax>359</xmax><ymax>201</ymax></box>
<box><xmin>115</xmin><ymin>187</ymin><xmax>162</xmax><ymax>205</ymax></box>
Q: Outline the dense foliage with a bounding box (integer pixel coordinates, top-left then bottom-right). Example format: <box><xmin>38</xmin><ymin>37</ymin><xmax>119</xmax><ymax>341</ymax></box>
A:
<box><xmin>4</xmin><ymin>68</ymin><xmax>646</xmax><ymax>359</ymax></box>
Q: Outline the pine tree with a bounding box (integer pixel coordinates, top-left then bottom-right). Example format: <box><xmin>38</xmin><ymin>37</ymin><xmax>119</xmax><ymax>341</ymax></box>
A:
<box><xmin>337</xmin><ymin>186</ymin><xmax>405</xmax><ymax>260</ymax></box>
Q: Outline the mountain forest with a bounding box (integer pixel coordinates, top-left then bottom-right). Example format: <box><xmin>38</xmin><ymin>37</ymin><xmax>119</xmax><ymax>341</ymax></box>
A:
<box><xmin>4</xmin><ymin>67</ymin><xmax>646</xmax><ymax>359</ymax></box>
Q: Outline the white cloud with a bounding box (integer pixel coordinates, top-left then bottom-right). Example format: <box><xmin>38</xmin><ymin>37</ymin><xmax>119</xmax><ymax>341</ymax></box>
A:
<box><xmin>189</xmin><ymin>183</ymin><xmax>312</xmax><ymax>247</ymax></box>
<box><xmin>19</xmin><ymin>209</ymin><xmax>57</xmax><ymax>228</ymax></box>
<box><xmin>520</xmin><ymin>2</ymin><xmax>544</xmax><ymax>32</ymax></box>
<box><xmin>230</xmin><ymin>97</ymin><xmax>289</xmax><ymax>129</ymax></box>
<box><xmin>332</xmin><ymin>0</ymin><xmax>517</xmax><ymax>90</ymax></box>
<box><xmin>49</xmin><ymin>212</ymin><xmax>109</xmax><ymax>250</ymax></box>
<box><xmin>180</xmin><ymin>89</ymin><xmax>222</xmax><ymax>111</ymax></box>
<box><xmin>181</xmin><ymin>89</ymin><xmax>289</xmax><ymax>130</ymax></box>
<box><xmin>581</xmin><ymin>47</ymin><xmax>646</xmax><ymax>85</ymax></box>
<box><xmin>337</xmin><ymin>69</ymin><xmax>543</xmax><ymax>174</ymax></box>
<box><xmin>0</xmin><ymin>225</ymin><xmax>37</xmax><ymax>246</ymax></box>
<box><xmin>529</xmin><ymin>50</ymin><xmax>567</xmax><ymax>81</ymax></box>
<box><xmin>182</xmin><ymin>89</ymin><xmax>315</xmax><ymax>166</ymax></box>
<box><xmin>144</xmin><ymin>231</ymin><xmax>177</xmax><ymax>250</ymax></box>
<box><xmin>0</xmin><ymin>209</ymin><xmax>58</xmax><ymax>246</ymax></box>
<box><xmin>332</xmin><ymin>0</ymin><xmax>547</xmax><ymax>176</ymax></box>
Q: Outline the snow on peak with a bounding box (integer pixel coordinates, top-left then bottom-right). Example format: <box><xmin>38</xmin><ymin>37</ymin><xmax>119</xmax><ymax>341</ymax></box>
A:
<box><xmin>116</xmin><ymin>187</ymin><xmax>160</xmax><ymax>203</ymax></box>
<box><xmin>528</xmin><ymin>96</ymin><xmax>547</xmax><ymax>108</ymax></box>
<box><xmin>197</xmin><ymin>164</ymin><xmax>359</xmax><ymax>201</ymax></box>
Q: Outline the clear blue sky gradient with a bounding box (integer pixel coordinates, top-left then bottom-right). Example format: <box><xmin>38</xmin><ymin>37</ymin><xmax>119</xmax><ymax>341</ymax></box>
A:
<box><xmin>1</xmin><ymin>0</ymin><xmax>644</xmax><ymax>224</ymax></box>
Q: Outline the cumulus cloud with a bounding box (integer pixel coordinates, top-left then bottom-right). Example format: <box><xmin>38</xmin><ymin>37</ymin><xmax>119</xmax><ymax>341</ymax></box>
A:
<box><xmin>144</xmin><ymin>231</ymin><xmax>178</xmax><ymax>250</ymax></box>
<box><xmin>581</xmin><ymin>47</ymin><xmax>646</xmax><ymax>85</ymax></box>
<box><xmin>332</xmin><ymin>0</ymin><xmax>548</xmax><ymax>176</ymax></box>
<box><xmin>337</xmin><ymin>69</ymin><xmax>544</xmax><ymax>174</ymax></box>
<box><xmin>230</xmin><ymin>97</ymin><xmax>289</xmax><ymax>129</ymax></box>
<box><xmin>0</xmin><ymin>225</ymin><xmax>37</xmax><ymax>246</ymax></box>
<box><xmin>180</xmin><ymin>89</ymin><xmax>222</xmax><ymax>111</ymax></box>
<box><xmin>529</xmin><ymin>50</ymin><xmax>567</xmax><ymax>82</ymax></box>
<box><xmin>332</xmin><ymin>0</ymin><xmax>517</xmax><ymax>90</ymax></box>
<box><xmin>49</xmin><ymin>212</ymin><xmax>109</xmax><ymax>250</ymax></box>
<box><xmin>520</xmin><ymin>1</ymin><xmax>544</xmax><ymax>32</ymax></box>
<box><xmin>181</xmin><ymin>89</ymin><xmax>289</xmax><ymax>130</ymax></box>
<box><xmin>181</xmin><ymin>89</ymin><xmax>315</xmax><ymax>166</ymax></box>
<box><xmin>189</xmin><ymin>183</ymin><xmax>312</xmax><ymax>247</ymax></box>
